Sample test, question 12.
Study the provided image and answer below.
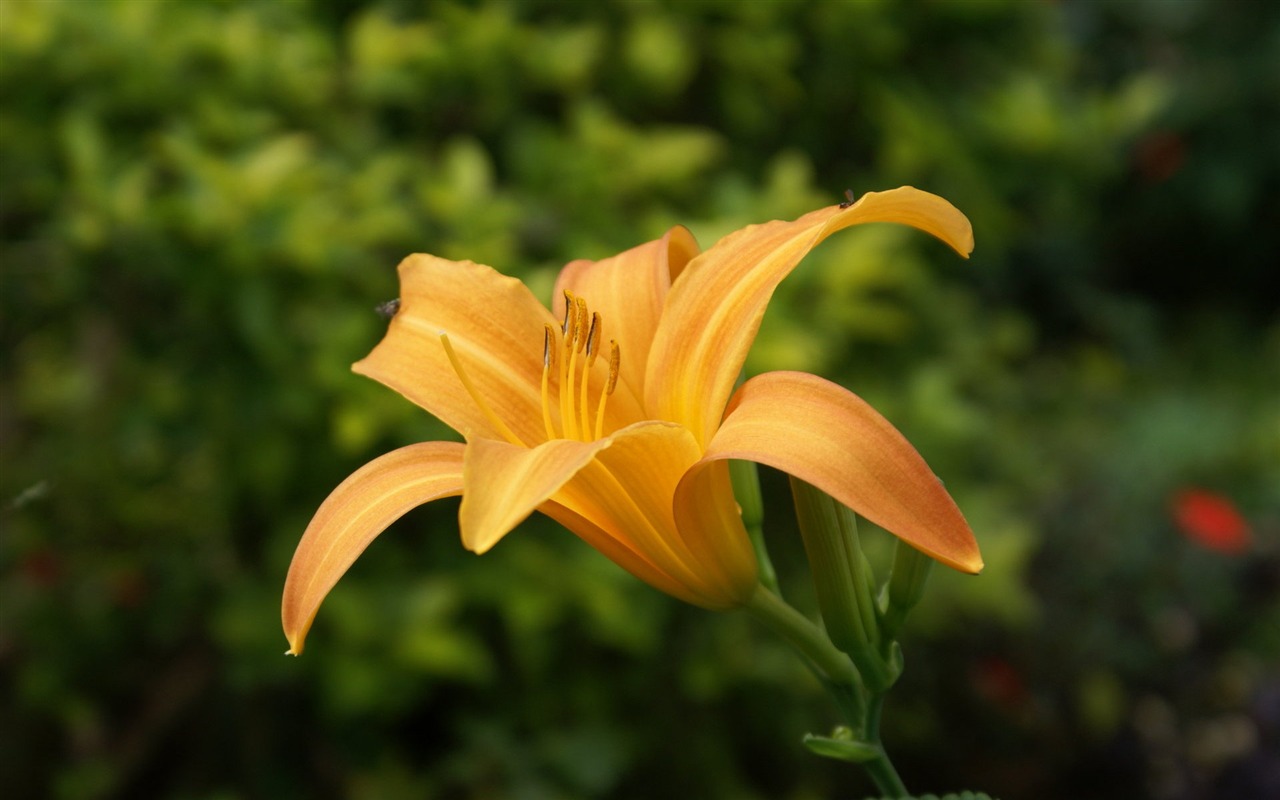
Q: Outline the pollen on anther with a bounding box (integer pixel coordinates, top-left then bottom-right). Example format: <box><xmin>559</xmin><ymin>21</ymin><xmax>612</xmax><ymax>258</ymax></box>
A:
<box><xmin>593</xmin><ymin>339</ymin><xmax>622</xmax><ymax>440</ymax></box>
<box><xmin>542</xmin><ymin>323</ymin><xmax>555</xmax><ymax>368</ymax></box>
<box><xmin>573</xmin><ymin>298</ymin><xmax>589</xmax><ymax>352</ymax></box>
<box><xmin>606</xmin><ymin>340</ymin><xmax>620</xmax><ymax>395</ymax></box>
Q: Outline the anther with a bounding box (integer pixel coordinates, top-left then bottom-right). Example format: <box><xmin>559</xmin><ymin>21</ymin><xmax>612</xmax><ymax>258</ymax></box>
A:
<box><xmin>573</xmin><ymin>298</ymin><xmax>589</xmax><ymax>352</ymax></box>
<box><xmin>585</xmin><ymin>312</ymin><xmax>602</xmax><ymax>363</ymax></box>
<box><xmin>541</xmin><ymin>323</ymin><xmax>558</xmax><ymax>440</ymax></box>
<box><xmin>561</xmin><ymin>290</ymin><xmax>574</xmax><ymax>335</ymax></box>
<box><xmin>606</xmin><ymin>341</ymin><xmax>620</xmax><ymax>395</ymax></box>
<box><xmin>594</xmin><ymin>339</ymin><xmax>621</xmax><ymax>440</ymax></box>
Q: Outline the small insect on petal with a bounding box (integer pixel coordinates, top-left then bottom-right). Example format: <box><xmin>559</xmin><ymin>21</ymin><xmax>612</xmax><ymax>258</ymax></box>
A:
<box><xmin>375</xmin><ymin>299</ymin><xmax>401</xmax><ymax>319</ymax></box>
<box><xmin>839</xmin><ymin>189</ymin><xmax>856</xmax><ymax>209</ymax></box>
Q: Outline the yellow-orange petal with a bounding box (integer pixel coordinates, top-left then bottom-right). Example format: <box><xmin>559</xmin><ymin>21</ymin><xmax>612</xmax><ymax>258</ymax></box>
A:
<box><xmin>553</xmin><ymin>226</ymin><xmax>700</xmax><ymax>402</ymax></box>
<box><xmin>539</xmin><ymin>499</ymin><xmax>709</xmax><ymax>607</ymax></box>
<box><xmin>555</xmin><ymin>420</ymin><xmax>749</xmax><ymax>608</ymax></box>
<box><xmin>459</xmin><ymin>436</ymin><xmax>610</xmax><ymax>554</ymax></box>
<box><xmin>647</xmin><ymin>187</ymin><xmax>974</xmax><ymax>446</ymax></box>
<box><xmin>355</xmin><ymin>255</ymin><xmax>556</xmax><ymax>444</ymax></box>
<box><xmin>705</xmin><ymin>371</ymin><xmax>982</xmax><ymax>574</ymax></box>
<box><xmin>282</xmin><ymin>442</ymin><xmax>466</xmax><ymax>655</ymax></box>
<box><xmin>670</xmin><ymin>455</ymin><xmax>761</xmax><ymax>608</ymax></box>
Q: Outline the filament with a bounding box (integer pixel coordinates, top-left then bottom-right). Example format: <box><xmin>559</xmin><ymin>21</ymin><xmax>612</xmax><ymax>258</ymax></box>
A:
<box><xmin>594</xmin><ymin>340</ymin><xmax>620</xmax><ymax>440</ymax></box>
<box><xmin>580</xmin><ymin>312</ymin><xmax>602</xmax><ymax>436</ymax></box>
<box><xmin>541</xmin><ymin>323</ymin><xmax>558</xmax><ymax>441</ymax></box>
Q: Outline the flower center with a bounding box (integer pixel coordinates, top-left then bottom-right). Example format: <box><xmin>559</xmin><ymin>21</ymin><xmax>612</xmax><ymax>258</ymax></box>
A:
<box><xmin>543</xmin><ymin>291</ymin><xmax>620</xmax><ymax>442</ymax></box>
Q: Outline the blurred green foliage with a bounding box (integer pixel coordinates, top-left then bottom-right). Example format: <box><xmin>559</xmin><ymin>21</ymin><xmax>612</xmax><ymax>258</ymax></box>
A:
<box><xmin>2</xmin><ymin>1</ymin><xmax>1277</xmax><ymax>799</ymax></box>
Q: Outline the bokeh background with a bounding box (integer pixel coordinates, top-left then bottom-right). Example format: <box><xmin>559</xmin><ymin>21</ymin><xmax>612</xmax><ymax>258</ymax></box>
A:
<box><xmin>2</xmin><ymin>1</ymin><xmax>1278</xmax><ymax>798</ymax></box>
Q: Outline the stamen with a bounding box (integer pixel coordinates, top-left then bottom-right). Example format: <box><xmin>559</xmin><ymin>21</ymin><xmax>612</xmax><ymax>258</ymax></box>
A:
<box><xmin>580</xmin><ymin>312</ymin><xmax>602</xmax><ymax>435</ymax></box>
<box><xmin>578</xmin><ymin>360</ymin><xmax>591</xmax><ymax>438</ymax></box>
<box><xmin>585</xmin><ymin>312</ymin><xmax>601</xmax><ymax>362</ymax></box>
<box><xmin>546</xmin><ymin>296</ymin><xmax>622</xmax><ymax>442</ymax></box>
<box><xmin>541</xmin><ymin>324</ymin><xmax>558</xmax><ymax>441</ymax></box>
<box><xmin>439</xmin><ymin>333</ymin><xmax>525</xmax><ymax>446</ymax></box>
<box><xmin>605</xmin><ymin>341</ymin><xmax>620</xmax><ymax>395</ymax></box>
<box><xmin>558</xmin><ymin>301</ymin><xmax>575</xmax><ymax>440</ymax></box>
<box><xmin>560</xmin><ymin>297</ymin><xmax>588</xmax><ymax>440</ymax></box>
<box><xmin>561</xmin><ymin>291</ymin><xmax>574</xmax><ymax>335</ymax></box>
<box><xmin>594</xmin><ymin>340</ymin><xmax>620</xmax><ymax>440</ymax></box>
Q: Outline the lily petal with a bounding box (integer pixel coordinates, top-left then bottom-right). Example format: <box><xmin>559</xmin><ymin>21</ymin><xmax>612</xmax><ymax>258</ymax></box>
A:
<box><xmin>282</xmin><ymin>441</ymin><xmax>466</xmax><ymax>655</ymax></box>
<box><xmin>459</xmin><ymin>436</ymin><xmax>610</xmax><ymax>554</ymax></box>
<box><xmin>540</xmin><ymin>499</ymin><xmax>710</xmax><ymax>607</ymax></box>
<box><xmin>670</xmin><ymin>455</ymin><xmax>761</xmax><ymax>608</ymax></box>
<box><xmin>556</xmin><ymin>420</ymin><xmax>747</xmax><ymax>608</ymax></box>
<box><xmin>553</xmin><ymin>226</ymin><xmax>700</xmax><ymax>402</ymax></box>
<box><xmin>355</xmin><ymin>255</ymin><xmax>556</xmax><ymax>444</ymax></box>
<box><xmin>703</xmin><ymin>371</ymin><xmax>982</xmax><ymax>574</ymax></box>
<box><xmin>647</xmin><ymin>187</ymin><xmax>974</xmax><ymax>446</ymax></box>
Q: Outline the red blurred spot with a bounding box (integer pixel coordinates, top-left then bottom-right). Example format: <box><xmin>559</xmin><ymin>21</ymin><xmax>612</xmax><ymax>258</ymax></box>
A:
<box><xmin>19</xmin><ymin>548</ymin><xmax>62</xmax><ymax>587</ymax></box>
<box><xmin>110</xmin><ymin>568</ymin><xmax>148</xmax><ymax>609</ymax></box>
<box><xmin>1134</xmin><ymin>130</ymin><xmax>1186</xmax><ymax>184</ymax></box>
<box><xmin>971</xmin><ymin>656</ymin><xmax>1029</xmax><ymax>712</ymax></box>
<box><xmin>1171</xmin><ymin>488</ymin><xmax>1252</xmax><ymax>555</ymax></box>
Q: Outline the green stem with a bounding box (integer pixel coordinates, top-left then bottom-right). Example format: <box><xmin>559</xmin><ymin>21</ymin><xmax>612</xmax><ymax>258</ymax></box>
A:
<box><xmin>860</xmin><ymin>694</ymin><xmax>908</xmax><ymax>798</ymax></box>
<box><xmin>743</xmin><ymin>584</ymin><xmax>858</xmax><ymax>687</ymax></box>
<box><xmin>730</xmin><ymin>459</ymin><xmax>778</xmax><ymax>595</ymax></box>
<box><xmin>746</xmin><ymin>586</ymin><xmax>867</xmax><ymax>728</ymax></box>
<box><xmin>746</xmin><ymin>585</ymin><xmax>909</xmax><ymax>796</ymax></box>
<box><xmin>820</xmin><ymin>678</ymin><xmax>866</xmax><ymax>737</ymax></box>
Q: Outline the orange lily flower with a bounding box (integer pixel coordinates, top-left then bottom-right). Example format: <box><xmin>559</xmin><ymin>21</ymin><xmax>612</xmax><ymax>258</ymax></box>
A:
<box><xmin>282</xmin><ymin>187</ymin><xmax>982</xmax><ymax>655</ymax></box>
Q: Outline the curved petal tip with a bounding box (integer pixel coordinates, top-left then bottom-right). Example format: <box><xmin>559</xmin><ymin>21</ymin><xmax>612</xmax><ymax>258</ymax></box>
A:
<box><xmin>281</xmin><ymin>441</ymin><xmax>465</xmax><ymax>656</ymax></box>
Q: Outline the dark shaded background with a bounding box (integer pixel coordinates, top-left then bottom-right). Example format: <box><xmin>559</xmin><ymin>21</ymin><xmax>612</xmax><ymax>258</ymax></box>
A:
<box><xmin>2</xmin><ymin>1</ymin><xmax>1277</xmax><ymax>798</ymax></box>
